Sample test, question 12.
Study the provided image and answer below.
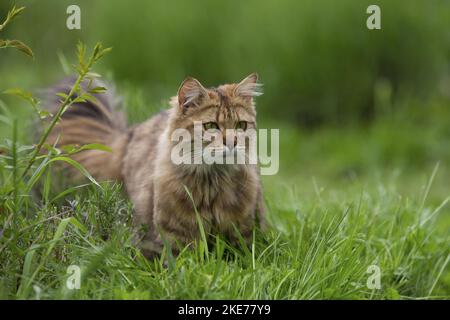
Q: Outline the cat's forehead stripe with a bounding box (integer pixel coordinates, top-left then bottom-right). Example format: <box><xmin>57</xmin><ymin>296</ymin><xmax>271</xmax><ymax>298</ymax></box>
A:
<box><xmin>213</xmin><ymin>87</ymin><xmax>256</xmax><ymax>119</ymax></box>
<box><xmin>212</xmin><ymin>87</ymin><xmax>228</xmax><ymax>104</ymax></box>
<box><xmin>181</xmin><ymin>85</ymin><xmax>256</xmax><ymax>120</ymax></box>
<box><xmin>234</xmin><ymin>104</ymin><xmax>256</xmax><ymax>117</ymax></box>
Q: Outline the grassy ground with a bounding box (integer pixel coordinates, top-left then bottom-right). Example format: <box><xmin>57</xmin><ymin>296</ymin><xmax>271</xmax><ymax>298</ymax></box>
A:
<box><xmin>0</xmin><ymin>92</ymin><xmax>449</xmax><ymax>299</ymax></box>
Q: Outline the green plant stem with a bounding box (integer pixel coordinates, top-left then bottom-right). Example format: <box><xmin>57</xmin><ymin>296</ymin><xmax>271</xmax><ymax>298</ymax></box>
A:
<box><xmin>20</xmin><ymin>51</ymin><xmax>97</xmax><ymax>181</ymax></box>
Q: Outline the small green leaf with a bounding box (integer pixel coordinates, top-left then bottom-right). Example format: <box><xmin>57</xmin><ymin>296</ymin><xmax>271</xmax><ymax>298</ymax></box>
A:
<box><xmin>42</xmin><ymin>143</ymin><xmax>61</xmax><ymax>155</ymax></box>
<box><xmin>2</xmin><ymin>88</ymin><xmax>48</xmax><ymax>118</ymax></box>
<box><xmin>3</xmin><ymin>88</ymin><xmax>38</xmax><ymax>107</ymax></box>
<box><xmin>73</xmin><ymin>143</ymin><xmax>112</xmax><ymax>153</ymax></box>
<box><xmin>88</xmin><ymin>86</ymin><xmax>107</xmax><ymax>94</ymax></box>
<box><xmin>61</xmin><ymin>143</ymin><xmax>112</xmax><ymax>155</ymax></box>
<box><xmin>60</xmin><ymin>144</ymin><xmax>78</xmax><ymax>154</ymax></box>
<box><xmin>16</xmin><ymin>244</ymin><xmax>37</xmax><ymax>298</ymax></box>
<box><xmin>386</xmin><ymin>287</ymin><xmax>401</xmax><ymax>300</ymax></box>
<box><xmin>72</xmin><ymin>96</ymin><xmax>88</xmax><ymax>104</ymax></box>
<box><xmin>38</xmin><ymin>109</ymin><xmax>52</xmax><ymax>119</ymax></box>
<box><xmin>50</xmin><ymin>156</ymin><xmax>100</xmax><ymax>187</ymax></box>
<box><xmin>86</xmin><ymin>72</ymin><xmax>102</xmax><ymax>79</ymax></box>
<box><xmin>50</xmin><ymin>183</ymin><xmax>90</xmax><ymax>203</ymax></box>
<box><xmin>7</xmin><ymin>6</ymin><xmax>26</xmax><ymax>21</ymax></box>
<box><xmin>76</xmin><ymin>41</ymin><xmax>86</xmax><ymax>69</ymax></box>
<box><xmin>78</xmin><ymin>93</ymin><xmax>96</xmax><ymax>103</ymax></box>
<box><xmin>0</xmin><ymin>39</ymin><xmax>34</xmax><ymax>58</ymax></box>
<box><xmin>55</xmin><ymin>92</ymin><xmax>69</xmax><ymax>100</ymax></box>
<box><xmin>95</xmin><ymin>47</ymin><xmax>112</xmax><ymax>61</ymax></box>
<box><xmin>0</xmin><ymin>6</ymin><xmax>26</xmax><ymax>32</ymax></box>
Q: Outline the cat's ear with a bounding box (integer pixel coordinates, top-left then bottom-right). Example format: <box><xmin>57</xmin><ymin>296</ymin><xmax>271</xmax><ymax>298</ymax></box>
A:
<box><xmin>177</xmin><ymin>77</ymin><xmax>208</xmax><ymax>108</ymax></box>
<box><xmin>234</xmin><ymin>73</ymin><xmax>263</xmax><ymax>101</ymax></box>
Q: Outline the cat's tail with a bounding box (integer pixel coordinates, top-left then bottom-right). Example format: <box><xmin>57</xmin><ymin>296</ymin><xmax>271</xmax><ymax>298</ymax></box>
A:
<box><xmin>42</xmin><ymin>77</ymin><xmax>129</xmax><ymax>181</ymax></box>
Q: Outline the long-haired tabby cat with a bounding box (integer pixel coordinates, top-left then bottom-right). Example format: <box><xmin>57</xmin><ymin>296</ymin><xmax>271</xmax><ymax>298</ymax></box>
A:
<box><xmin>45</xmin><ymin>73</ymin><xmax>265</xmax><ymax>258</ymax></box>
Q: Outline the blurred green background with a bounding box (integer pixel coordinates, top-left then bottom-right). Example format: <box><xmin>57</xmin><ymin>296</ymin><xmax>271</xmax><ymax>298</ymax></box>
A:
<box><xmin>1</xmin><ymin>0</ymin><xmax>449</xmax><ymax>122</ymax></box>
<box><xmin>1</xmin><ymin>0</ymin><xmax>450</xmax><ymax>197</ymax></box>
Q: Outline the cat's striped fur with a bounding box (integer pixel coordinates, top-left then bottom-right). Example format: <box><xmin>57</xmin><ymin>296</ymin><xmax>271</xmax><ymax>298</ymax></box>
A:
<box><xmin>45</xmin><ymin>74</ymin><xmax>265</xmax><ymax>258</ymax></box>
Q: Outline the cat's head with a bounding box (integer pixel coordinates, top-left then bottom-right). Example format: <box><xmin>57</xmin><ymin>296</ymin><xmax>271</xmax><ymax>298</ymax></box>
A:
<box><xmin>169</xmin><ymin>73</ymin><xmax>262</xmax><ymax>166</ymax></box>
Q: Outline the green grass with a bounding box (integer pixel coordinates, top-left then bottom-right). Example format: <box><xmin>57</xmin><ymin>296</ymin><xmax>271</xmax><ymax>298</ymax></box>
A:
<box><xmin>0</xmin><ymin>169</ymin><xmax>448</xmax><ymax>299</ymax></box>
<box><xmin>1</xmin><ymin>103</ymin><xmax>449</xmax><ymax>299</ymax></box>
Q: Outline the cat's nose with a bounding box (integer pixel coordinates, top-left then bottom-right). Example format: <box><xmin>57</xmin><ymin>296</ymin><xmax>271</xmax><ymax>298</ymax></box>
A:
<box><xmin>223</xmin><ymin>135</ymin><xmax>237</xmax><ymax>149</ymax></box>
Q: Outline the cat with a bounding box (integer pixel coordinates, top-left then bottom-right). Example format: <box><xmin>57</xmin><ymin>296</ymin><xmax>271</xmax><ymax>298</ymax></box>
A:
<box><xmin>45</xmin><ymin>73</ymin><xmax>265</xmax><ymax>258</ymax></box>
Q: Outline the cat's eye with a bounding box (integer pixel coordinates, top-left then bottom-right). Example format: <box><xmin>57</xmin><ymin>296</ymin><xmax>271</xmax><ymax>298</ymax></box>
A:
<box><xmin>203</xmin><ymin>122</ymin><xmax>219</xmax><ymax>130</ymax></box>
<box><xmin>235</xmin><ymin>121</ymin><xmax>247</xmax><ymax>130</ymax></box>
